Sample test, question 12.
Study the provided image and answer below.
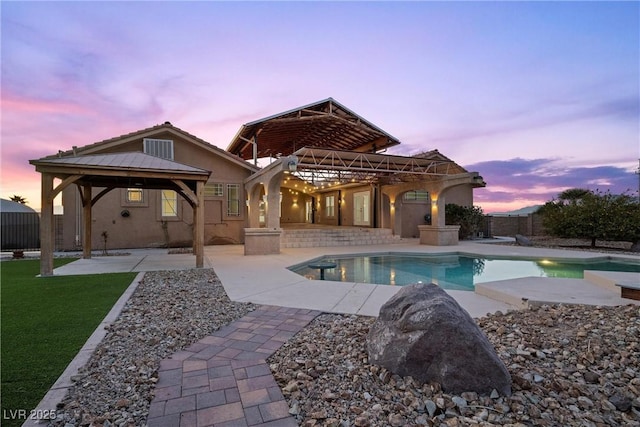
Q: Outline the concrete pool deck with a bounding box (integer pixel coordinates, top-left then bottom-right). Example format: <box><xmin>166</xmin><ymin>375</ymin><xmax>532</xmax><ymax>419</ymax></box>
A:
<box><xmin>45</xmin><ymin>238</ymin><xmax>640</xmax><ymax>318</ymax></box>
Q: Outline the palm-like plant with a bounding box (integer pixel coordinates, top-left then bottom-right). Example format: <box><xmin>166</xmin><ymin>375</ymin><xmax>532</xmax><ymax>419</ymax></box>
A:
<box><xmin>9</xmin><ymin>195</ymin><xmax>27</xmax><ymax>204</ymax></box>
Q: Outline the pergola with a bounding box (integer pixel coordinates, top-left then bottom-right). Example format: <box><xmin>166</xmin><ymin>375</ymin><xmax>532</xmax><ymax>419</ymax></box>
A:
<box><xmin>30</xmin><ymin>152</ymin><xmax>211</xmax><ymax>276</ymax></box>
<box><xmin>287</xmin><ymin>147</ymin><xmax>471</xmax><ymax>186</ymax></box>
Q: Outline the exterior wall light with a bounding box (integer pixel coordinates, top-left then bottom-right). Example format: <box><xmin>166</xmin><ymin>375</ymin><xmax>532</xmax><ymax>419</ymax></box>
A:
<box><xmin>284</xmin><ymin>155</ymin><xmax>298</xmax><ymax>172</ymax></box>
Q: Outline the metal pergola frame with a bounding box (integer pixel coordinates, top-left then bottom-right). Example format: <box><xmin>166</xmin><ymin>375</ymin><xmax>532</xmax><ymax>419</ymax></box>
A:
<box><xmin>283</xmin><ymin>147</ymin><xmax>470</xmax><ymax>189</ymax></box>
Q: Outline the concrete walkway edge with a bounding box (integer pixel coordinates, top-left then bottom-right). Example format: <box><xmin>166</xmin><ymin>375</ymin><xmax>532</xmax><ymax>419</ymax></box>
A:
<box><xmin>22</xmin><ymin>272</ymin><xmax>145</xmax><ymax>427</ymax></box>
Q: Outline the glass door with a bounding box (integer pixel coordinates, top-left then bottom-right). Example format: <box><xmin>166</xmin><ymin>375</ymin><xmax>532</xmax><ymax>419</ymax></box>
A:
<box><xmin>354</xmin><ymin>191</ymin><xmax>370</xmax><ymax>226</ymax></box>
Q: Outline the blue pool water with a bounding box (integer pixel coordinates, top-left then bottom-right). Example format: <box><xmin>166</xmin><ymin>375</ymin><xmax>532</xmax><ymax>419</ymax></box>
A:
<box><xmin>288</xmin><ymin>253</ymin><xmax>640</xmax><ymax>291</ymax></box>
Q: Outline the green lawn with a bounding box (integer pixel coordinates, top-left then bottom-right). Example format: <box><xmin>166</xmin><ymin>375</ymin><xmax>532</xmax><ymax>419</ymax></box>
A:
<box><xmin>1</xmin><ymin>258</ymin><xmax>136</xmax><ymax>426</ymax></box>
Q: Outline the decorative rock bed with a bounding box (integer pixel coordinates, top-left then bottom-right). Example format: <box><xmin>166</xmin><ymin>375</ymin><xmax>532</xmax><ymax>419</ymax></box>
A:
<box><xmin>269</xmin><ymin>304</ymin><xmax>640</xmax><ymax>426</ymax></box>
<box><xmin>49</xmin><ymin>268</ymin><xmax>640</xmax><ymax>426</ymax></box>
<box><xmin>50</xmin><ymin>269</ymin><xmax>255</xmax><ymax>426</ymax></box>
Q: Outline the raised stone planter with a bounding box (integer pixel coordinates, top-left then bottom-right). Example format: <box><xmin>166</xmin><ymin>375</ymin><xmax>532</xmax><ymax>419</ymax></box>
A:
<box><xmin>417</xmin><ymin>225</ymin><xmax>460</xmax><ymax>246</ymax></box>
<box><xmin>244</xmin><ymin>228</ymin><xmax>282</xmax><ymax>255</ymax></box>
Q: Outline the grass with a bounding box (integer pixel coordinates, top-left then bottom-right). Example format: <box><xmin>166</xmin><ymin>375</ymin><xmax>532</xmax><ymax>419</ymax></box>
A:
<box><xmin>1</xmin><ymin>258</ymin><xmax>136</xmax><ymax>426</ymax></box>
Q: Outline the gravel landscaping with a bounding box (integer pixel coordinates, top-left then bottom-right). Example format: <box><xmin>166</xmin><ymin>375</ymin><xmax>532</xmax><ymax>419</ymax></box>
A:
<box><xmin>269</xmin><ymin>305</ymin><xmax>640</xmax><ymax>426</ymax></box>
<box><xmin>48</xmin><ymin>242</ymin><xmax>640</xmax><ymax>427</ymax></box>
<box><xmin>51</xmin><ymin>269</ymin><xmax>255</xmax><ymax>426</ymax></box>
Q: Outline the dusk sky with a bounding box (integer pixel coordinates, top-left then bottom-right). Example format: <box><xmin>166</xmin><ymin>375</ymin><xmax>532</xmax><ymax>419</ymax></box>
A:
<box><xmin>2</xmin><ymin>1</ymin><xmax>638</xmax><ymax>213</ymax></box>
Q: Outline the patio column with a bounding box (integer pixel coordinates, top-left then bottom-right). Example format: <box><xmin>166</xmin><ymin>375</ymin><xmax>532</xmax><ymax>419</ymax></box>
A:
<box><xmin>40</xmin><ymin>173</ymin><xmax>54</xmax><ymax>276</ymax></box>
<box><xmin>243</xmin><ymin>173</ymin><xmax>282</xmax><ymax>255</ymax></box>
<box><xmin>264</xmin><ymin>191</ymin><xmax>280</xmax><ymax>228</ymax></box>
<box><xmin>265</xmin><ymin>173</ymin><xmax>283</xmax><ymax>229</ymax></box>
<box><xmin>245</xmin><ymin>182</ymin><xmax>262</xmax><ymax>228</ymax></box>
<box><xmin>432</xmin><ymin>193</ymin><xmax>446</xmax><ymax>227</ymax></box>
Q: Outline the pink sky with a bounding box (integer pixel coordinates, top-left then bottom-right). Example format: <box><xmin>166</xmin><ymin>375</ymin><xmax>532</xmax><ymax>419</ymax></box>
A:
<box><xmin>1</xmin><ymin>1</ymin><xmax>638</xmax><ymax>213</ymax></box>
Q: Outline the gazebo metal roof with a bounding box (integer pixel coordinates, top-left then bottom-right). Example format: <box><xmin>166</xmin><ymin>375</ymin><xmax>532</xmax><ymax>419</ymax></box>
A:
<box><xmin>30</xmin><ymin>152</ymin><xmax>210</xmax><ymax>192</ymax></box>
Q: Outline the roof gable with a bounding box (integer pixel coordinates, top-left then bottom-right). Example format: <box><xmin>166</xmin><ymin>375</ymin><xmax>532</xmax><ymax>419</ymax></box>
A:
<box><xmin>47</xmin><ymin>122</ymin><xmax>259</xmax><ymax>172</ymax></box>
<box><xmin>227</xmin><ymin>98</ymin><xmax>401</xmax><ymax>160</ymax></box>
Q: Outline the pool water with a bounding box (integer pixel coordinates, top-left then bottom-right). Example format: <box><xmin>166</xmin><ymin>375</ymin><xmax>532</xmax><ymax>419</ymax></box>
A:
<box><xmin>288</xmin><ymin>253</ymin><xmax>640</xmax><ymax>291</ymax></box>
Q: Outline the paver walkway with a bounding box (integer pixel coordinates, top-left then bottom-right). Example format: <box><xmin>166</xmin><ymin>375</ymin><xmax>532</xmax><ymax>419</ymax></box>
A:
<box><xmin>147</xmin><ymin>305</ymin><xmax>321</xmax><ymax>427</ymax></box>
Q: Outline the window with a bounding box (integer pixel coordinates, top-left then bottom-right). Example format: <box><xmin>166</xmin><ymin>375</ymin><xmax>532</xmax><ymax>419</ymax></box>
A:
<box><xmin>126</xmin><ymin>188</ymin><xmax>144</xmax><ymax>203</ymax></box>
<box><xmin>144</xmin><ymin>138</ymin><xmax>174</xmax><ymax>160</ymax></box>
<box><xmin>403</xmin><ymin>190</ymin><xmax>430</xmax><ymax>202</ymax></box>
<box><xmin>325</xmin><ymin>195</ymin><xmax>335</xmax><ymax>217</ymax></box>
<box><xmin>161</xmin><ymin>190</ymin><xmax>178</xmax><ymax>217</ymax></box>
<box><xmin>205</xmin><ymin>183</ymin><xmax>223</xmax><ymax>197</ymax></box>
<box><xmin>227</xmin><ymin>184</ymin><xmax>240</xmax><ymax>216</ymax></box>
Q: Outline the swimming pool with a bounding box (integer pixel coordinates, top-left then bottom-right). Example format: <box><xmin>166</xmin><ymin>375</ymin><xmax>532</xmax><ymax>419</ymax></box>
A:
<box><xmin>288</xmin><ymin>252</ymin><xmax>640</xmax><ymax>291</ymax></box>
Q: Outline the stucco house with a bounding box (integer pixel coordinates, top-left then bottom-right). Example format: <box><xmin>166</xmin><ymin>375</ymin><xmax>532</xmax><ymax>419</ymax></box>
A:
<box><xmin>31</xmin><ymin>98</ymin><xmax>485</xmax><ymax>275</ymax></box>
<box><xmin>54</xmin><ymin>123</ymin><xmax>259</xmax><ymax>251</ymax></box>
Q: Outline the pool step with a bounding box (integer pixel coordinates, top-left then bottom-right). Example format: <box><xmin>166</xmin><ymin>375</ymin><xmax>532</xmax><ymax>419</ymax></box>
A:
<box><xmin>475</xmin><ymin>276</ymin><xmax>638</xmax><ymax>309</ymax></box>
<box><xmin>281</xmin><ymin>228</ymin><xmax>402</xmax><ymax>248</ymax></box>
<box><xmin>584</xmin><ymin>270</ymin><xmax>640</xmax><ymax>300</ymax></box>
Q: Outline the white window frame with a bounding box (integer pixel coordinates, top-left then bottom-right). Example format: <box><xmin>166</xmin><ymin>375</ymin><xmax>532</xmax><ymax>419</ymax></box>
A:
<box><xmin>403</xmin><ymin>190</ymin><xmax>430</xmax><ymax>203</ymax></box>
<box><xmin>226</xmin><ymin>184</ymin><xmax>240</xmax><ymax>217</ymax></box>
<box><xmin>161</xmin><ymin>190</ymin><xmax>178</xmax><ymax>217</ymax></box>
<box><xmin>126</xmin><ymin>188</ymin><xmax>144</xmax><ymax>203</ymax></box>
<box><xmin>205</xmin><ymin>183</ymin><xmax>224</xmax><ymax>197</ymax></box>
<box><xmin>325</xmin><ymin>195</ymin><xmax>335</xmax><ymax>217</ymax></box>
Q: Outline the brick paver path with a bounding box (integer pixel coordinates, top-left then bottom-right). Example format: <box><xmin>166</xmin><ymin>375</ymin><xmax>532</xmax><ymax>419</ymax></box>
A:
<box><xmin>147</xmin><ymin>306</ymin><xmax>321</xmax><ymax>427</ymax></box>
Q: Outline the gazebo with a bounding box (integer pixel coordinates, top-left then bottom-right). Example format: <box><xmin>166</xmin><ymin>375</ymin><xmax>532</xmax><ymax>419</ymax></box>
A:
<box><xmin>30</xmin><ymin>152</ymin><xmax>211</xmax><ymax>276</ymax></box>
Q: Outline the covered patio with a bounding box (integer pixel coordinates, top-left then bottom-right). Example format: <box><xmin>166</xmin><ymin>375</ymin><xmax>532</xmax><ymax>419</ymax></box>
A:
<box><xmin>30</xmin><ymin>152</ymin><xmax>211</xmax><ymax>276</ymax></box>
<box><xmin>227</xmin><ymin>98</ymin><xmax>486</xmax><ymax>254</ymax></box>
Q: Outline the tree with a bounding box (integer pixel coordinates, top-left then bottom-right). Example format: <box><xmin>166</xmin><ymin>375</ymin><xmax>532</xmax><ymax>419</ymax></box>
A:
<box><xmin>538</xmin><ymin>189</ymin><xmax>640</xmax><ymax>249</ymax></box>
<box><xmin>9</xmin><ymin>195</ymin><xmax>27</xmax><ymax>204</ymax></box>
<box><xmin>445</xmin><ymin>204</ymin><xmax>485</xmax><ymax>239</ymax></box>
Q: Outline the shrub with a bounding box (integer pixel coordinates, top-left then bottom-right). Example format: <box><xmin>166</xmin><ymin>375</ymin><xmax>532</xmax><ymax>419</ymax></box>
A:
<box><xmin>445</xmin><ymin>204</ymin><xmax>484</xmax><ymax>239</ymax></box>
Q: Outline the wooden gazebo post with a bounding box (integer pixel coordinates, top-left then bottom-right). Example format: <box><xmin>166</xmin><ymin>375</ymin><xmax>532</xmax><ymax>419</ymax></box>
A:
<box><xmin>81</xmin><ymin>183</ymin><xmax>93</xmax><ymax>259</ymax></box>
<box><xmin>193</xmin><ymin>181</ymin><xmax>205</xmax><ymax>268</ymax></box>
<box><xmin>40</xmin><ymin>173</ymin><xmax>55</xmax><ymax>276</ymax></box>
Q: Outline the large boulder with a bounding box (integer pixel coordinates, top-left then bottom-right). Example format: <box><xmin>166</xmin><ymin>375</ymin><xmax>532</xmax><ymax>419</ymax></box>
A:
<box><xmin>367</xmin><ymin>283</ymin><xmax>512</xmax><ymax>396</ymax></box>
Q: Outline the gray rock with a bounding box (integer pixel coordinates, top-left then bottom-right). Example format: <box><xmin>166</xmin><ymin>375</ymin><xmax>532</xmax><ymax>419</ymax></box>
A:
<box><xmin>424</xmin><ymin>399</ymin><xmax>437</xmax><ymax>417</ymax></box>
<box><xmin>609</xmin><ymin>393</ymin><xmax>632</xmax><ymax>412</ymax></box>
<box><xmin>366</xmin><ymin>283</ymin><xmax>512</xmax><ymax>396</ymax></box>
<box><xmin>515</xmin><ymin>234</ymin><xmax>533</xmax><ymax>246</ymax></box>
